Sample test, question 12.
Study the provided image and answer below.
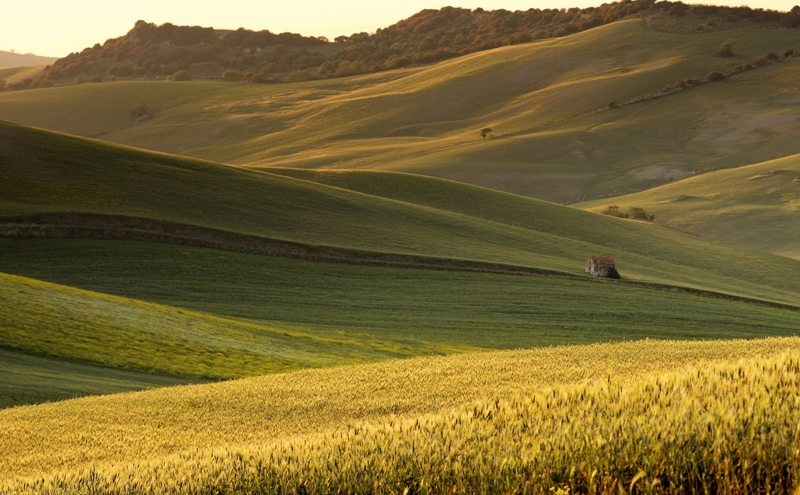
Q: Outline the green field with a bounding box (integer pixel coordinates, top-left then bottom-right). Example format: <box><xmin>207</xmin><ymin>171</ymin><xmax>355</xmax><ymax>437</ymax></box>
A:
<box><xmin>0</xmin><ymin>347</ymin><xmax>195</xmax><ymax>408</ymax></box>
<box><xmin>4</xmin><ymin>239</ymin><xmax>799</xmax><ymax>388</ymax></box>
<box><xmin>579</xmin><ymin>153</ymin><xmax>800</xmax><ymax>260</ymax></box>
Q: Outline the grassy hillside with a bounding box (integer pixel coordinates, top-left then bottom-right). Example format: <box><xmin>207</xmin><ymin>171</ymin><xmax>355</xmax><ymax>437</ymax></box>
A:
<box><xmin>1</xmin><ymin>21</ymin><xmax>799</xmax><ymax>202</ymax></box>
<box><xmin>0</xmin><ymin>270</ymin><xmax>407</xmax><ymax>381</ymax></box>
<box><xmin>0</xmin><ymin>347</ymin><xmax>194</xmax><ymax>409</ymax></box>
<box><xmin>0</xmin><ymin>51</ymin><xmax>55</xmax><ymax>69</ymax></box>
<box><xmin>0</xmin><ymin>65</ymin><xmax>47</xmax><ymax>86</ymax></box>
<box><xmin>3</xmin><ymin>120</ymin><xmax>800</xmax><ymax>305</ymax></box>
<box><xmin>578</xmin><ymin>153</ymin><xmax>800</xmax><ymax>260</ymax></box>
<box><xmin>2</xmin><ymin>338</ymin><xmax>799</xmax><ymax>493</ymax></box>
<box><xmin>5</xmin><ymin>238</ymin><xmax>800</xmax><ymax>348</ymax></box>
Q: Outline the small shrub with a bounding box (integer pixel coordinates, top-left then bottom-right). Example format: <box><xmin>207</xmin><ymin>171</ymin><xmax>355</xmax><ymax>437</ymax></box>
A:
<box><xmin>74</xmin><ymin>74</ymin><xmax>89</xmax><ymax>85</ymax></box>
<box><xmin>663</xmin><ymin>80</ymin><xmax>688</xmax><ymax>92</ymax></box>
<box><xmin>222</xmin><ymin>69</ymin><xmax>244</xmax><ymax>80</ymax></box>
<box><xmin>717</xmin><ymin>39</ymin><xmax>735</xmax><ymax>57</ymax></box>
<box><xmin>601</xmin><ymin>205</ymin><xmax>654</xmax><ymax>221</ymax></box>
<box><xmin>480</xmin><ymin>127</ymin><xmax>494</xmax><ymax>140</ymax></box>
<box><xmin>130</xmin><ymin>102</ymin><xmax>155</xmax><ymax>122</ymax></box>
<box><xmin>628</xmin><ymin>207</ymin><xmax>655</xmax><ymax>222</ymax></box>
<box><xmin>752</xmin><ymin>57</ymin><xmax>768</xmax><ymax>67</ymax></box>
<box><xmin>608</xmin><ymin>101</ymin><xmax>618</xmax><ymax>109</ymax></box>
<box><xmin>171</xmin><ymin>69</ymin><xmax>192</xmax><ymax>81</ymax></box>
<box><xmin>785</xmin><ymin>49</ymin><xmax>795</xmax><ymax>58</ymax></box>
<box><xmin>766</xmin><ymin>51</ymin><xmax>780</xmax><ymax>61</ymax></box>
<box><xmin>600</xmin><ymin>205</ymin><xmax>627</xmax><ymax>218</ymax></box>
<box><xmin>705</xmin><ymin>70</ymin><xmax>725</xmax><ymax>82</ymax></box>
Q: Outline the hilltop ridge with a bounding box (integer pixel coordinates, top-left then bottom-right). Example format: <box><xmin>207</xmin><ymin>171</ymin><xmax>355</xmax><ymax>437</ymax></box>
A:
<box><xmin>6</xmin><ymin>0</ymin><xmax>799</xmax><ymax>89</ymax></box>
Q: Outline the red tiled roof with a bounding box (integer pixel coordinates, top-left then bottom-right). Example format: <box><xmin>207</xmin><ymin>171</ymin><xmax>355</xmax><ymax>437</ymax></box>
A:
<box><xmin>589</xmin><ymin>255</ymin><xmax>616</xmax><ymax>265</ymax></box>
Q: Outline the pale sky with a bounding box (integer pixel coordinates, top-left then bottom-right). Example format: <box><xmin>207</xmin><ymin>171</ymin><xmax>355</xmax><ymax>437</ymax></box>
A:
<box><xmin>3</xmin><ymin>0</ymin><xmax>797</xmax><ymax>57</ymax></box>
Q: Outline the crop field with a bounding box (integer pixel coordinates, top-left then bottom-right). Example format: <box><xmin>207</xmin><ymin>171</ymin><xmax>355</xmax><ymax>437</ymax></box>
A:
<box><xmin>1</xmin><ymin>337</ymin><xmax>799</xmax><ymax>493</ymax></box>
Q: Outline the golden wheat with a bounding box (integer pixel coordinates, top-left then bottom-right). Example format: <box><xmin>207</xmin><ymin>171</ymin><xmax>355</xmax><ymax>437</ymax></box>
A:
<box><xmin>2</xmin><ymin>337</ymin><xmax>799</xmax><ymax>493</ymax></box>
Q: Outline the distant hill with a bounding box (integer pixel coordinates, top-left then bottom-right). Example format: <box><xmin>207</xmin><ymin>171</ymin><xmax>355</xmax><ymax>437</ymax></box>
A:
<box><xmin>3</xmin><ymin>18</ymin><xmax>798</xmax><ymax>205</ymax></box>
<box><xmin>0</xmin><ymin>50</ymin><xmax>55</xmax><ymax>69</ymax></box>
<box><xmin>578</xmin><ymin>153</ymin><xmax>800</xmax><ymax>260</ymax></box>
<box><xmin>10</xmin><ymin>0</ymin><xmax>800</xmax><ymax>89</ymax></box>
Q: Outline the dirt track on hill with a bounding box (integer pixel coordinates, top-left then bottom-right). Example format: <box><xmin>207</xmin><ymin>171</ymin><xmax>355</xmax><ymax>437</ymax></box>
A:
<box><xmin>0</xmin><ymin>213</ymin><xmax>568</xmax><ymax>276</ymax></box>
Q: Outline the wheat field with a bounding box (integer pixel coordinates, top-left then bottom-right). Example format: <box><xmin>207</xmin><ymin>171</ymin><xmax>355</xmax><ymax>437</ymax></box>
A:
<box><xmin>2</xmin><ymin>337</ymin><xmax>799</xmax><ymax>494</ymax></box>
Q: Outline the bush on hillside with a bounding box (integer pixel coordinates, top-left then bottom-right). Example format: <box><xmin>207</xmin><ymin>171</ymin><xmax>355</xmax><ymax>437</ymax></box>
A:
<box><xmin>717</xmin><ymin>39</ymin><xmax>735</xmax><ymax>57</ymax></box>
<box><xmin>130</xmin><ymin>102</ymin><xmax>155</xmax><ymax>122</ymax></box>
<box><xmin>171</xmin><ymin>69</ymin><xmax>193</xmax><ymax>81</ymax></box>
<box><xmin>222</xmin><ymin>69</ymin><xmax>244</xmax><ymax>80</ymax></box>
<box><xmin>705</xmin><ymin>70</ymin><xmax>725</xmax><ymax>82</ymax></box>
<box><xmin>601</xmin><ymin>205</ymin><xmax>655</xmax><ymax>221</ymax></box>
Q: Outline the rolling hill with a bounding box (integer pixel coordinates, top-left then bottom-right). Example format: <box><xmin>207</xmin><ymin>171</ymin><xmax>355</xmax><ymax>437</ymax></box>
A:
<box><xmin>1</xmin><ymin>20</ymin><xmax>799</xmax><ymax>204</ymax></box>
<box><xmin>3</xmin><ymin>9</ymin><xmax>800</xmax><ymax>489</ymax></box>
<box><xmin>11</xmin><ymin>2</ymin><xmax>800</xmax><ymax>87</ymax></box>
<box><xmin>2</xmin><ymin>119</ymin><xmax>800</xmax><ymax>407</ymax></box>
<box><xmin>0</xmin><ymin>50</ymin><xmax>55</xmax><ymax>69</ymax></box>
<box><xmin>578</xmin><ymin>153</ymin><xmax>800</xmax><ymax>260</ymax></box>
<box><xmin>3</xmin><ymin>120</ymin><xmax>800</xmax><ymax>305</ymax></box>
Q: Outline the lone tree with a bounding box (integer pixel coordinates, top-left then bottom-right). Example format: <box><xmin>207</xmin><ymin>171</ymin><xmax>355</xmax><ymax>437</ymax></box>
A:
<box><xmin>480</xmin><ymin>127</ymin><xmax>494</xmax><ymax>140</ymax></box>
<box><xmin>717</xmin><ymin>39</ymin><xmax>735</xmax><ymax>57</ymax></box>
<box><xmin>171</xmin><ymin>69</ymin><xmax>193</xmax><ymax>81</ymax></box>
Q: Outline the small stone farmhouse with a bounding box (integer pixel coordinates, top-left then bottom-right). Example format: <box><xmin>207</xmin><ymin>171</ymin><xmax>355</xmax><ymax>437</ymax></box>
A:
<box><xmin>585</xmin><ymin>256</ymin><xmax>620</xmax><ymax>279</ymax></box>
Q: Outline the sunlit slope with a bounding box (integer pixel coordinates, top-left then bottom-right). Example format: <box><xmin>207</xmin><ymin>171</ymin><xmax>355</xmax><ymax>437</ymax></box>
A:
<box><xmin>3</xmin><ymin>120</ymin><xmax>800</xmax><ymax>304</ymax></box>
<box><xmin>1</xmin><ymin>21</ymin><xmax>799</xmax><ymax>201</ymax></box>
<box><xmin>0</xmin><ymin>272</ymin><xmax>388</xmax><ymax>379</ymax></box>
<box><xmin>2</xmin><ymin>338</ymin><xmax>799</xmax><ymax>492</ymax></box>
<box><xmin>579</xmin><ymin>154</ymin><xmax>800</xmax><ymax>260</ymax></box>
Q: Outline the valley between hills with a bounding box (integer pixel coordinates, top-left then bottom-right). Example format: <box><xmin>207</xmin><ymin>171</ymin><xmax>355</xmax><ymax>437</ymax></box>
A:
<box><xmin>1</xmin><ymin>3</ymin><xmax>800</xmax><ymax>493</ymax></box>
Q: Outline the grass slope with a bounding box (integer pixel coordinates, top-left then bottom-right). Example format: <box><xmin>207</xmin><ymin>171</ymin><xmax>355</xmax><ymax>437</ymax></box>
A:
<box><xmin>1</xmin><ymin>338</ymin><xmax>799</xmax><ymax>493</ymax></box>
<box><xmin>3</xmin><ymin>120</ymin><xmax>800</xmax><ymax>305</ymax></box>
<box><xmin>0</xmin><ymin>348</ymin><xmax>194</xmax><ymax>409</ymax></box>
<box><xmin>5</xmin><ymin>239</ymin><xmax>800</xmax><ymax>346</ymax></box>
<box><xmin>1</xmin><ymin>21</ymin><xmax>799</xmax><ymax>202</ymax></box>
<box><xmin>0</xmin><ymin>270</ymin><xmax>437</xmax><ymax>381</ymax></box>
<box><xmin>578</xmin><ymin>153</ymin><xmax>800</xmax><ymax>260</ymax></box>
